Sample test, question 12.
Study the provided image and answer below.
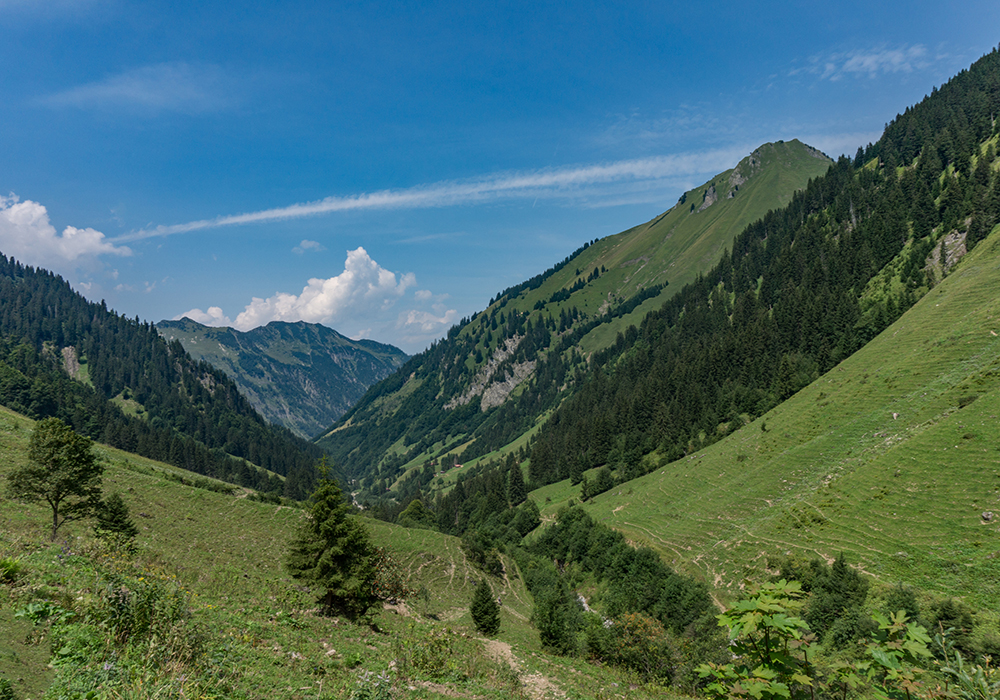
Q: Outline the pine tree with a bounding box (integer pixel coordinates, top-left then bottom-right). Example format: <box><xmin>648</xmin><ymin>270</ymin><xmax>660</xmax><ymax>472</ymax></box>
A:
<box><xmin>470</xmin><ymin>578</ymin><xmax>501</xmax><ymax>636</ymax></box>
<box><xmin>286</xmin><ymin>478</ymin><xmax>379</xmax><ymax>618</ymax></box>
<box><xmin>94</xmin><ymin>492</ymin><xmax>139</xmax><ymax>550</ymax></box>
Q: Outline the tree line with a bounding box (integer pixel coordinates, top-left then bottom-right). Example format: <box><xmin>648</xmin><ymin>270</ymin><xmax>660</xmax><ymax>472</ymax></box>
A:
<box><xmin>0</xmin><ymin>256</ymin><xmax>323</xmax><ymax>498</ymax></box>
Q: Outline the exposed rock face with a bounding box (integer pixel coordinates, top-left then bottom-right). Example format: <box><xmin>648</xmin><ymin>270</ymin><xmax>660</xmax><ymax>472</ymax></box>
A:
<box><xmin>697</xmin><ymin>183</ymin><xmax>718</xmax><ymax>212</ymax></box>
<box><xmin>480</xmin><ymin>360</ymin><xmax>536</xmax><ymax>410</ymax></box>
<box><xmin>445</xmin><ymin>335</ymin><xmax>535</xmax><ymax>412</ymax></box>
<box><xmin>61</xmin><ymin>346</ymin><xmax>82</xmax><ymax>379</ymax></box>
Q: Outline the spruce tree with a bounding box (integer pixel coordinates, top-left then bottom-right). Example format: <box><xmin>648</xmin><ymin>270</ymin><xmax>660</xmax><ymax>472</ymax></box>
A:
<box><xmin>507</xmin><ymin>463</ymin><xmax>526</xmax><ymax>506</ymax></box>
<box><xmin>470</xmin><ymin>578</ymin><xmax>501</xmax><ymax>636</ymax></box>
<box><xmin>94</xmin><ymin>492</ymin><xmax>139</xmax><ymax>549</ymax></box>
<box><xmin>286</xmin><ymin>478</ymin><xmax>379</xmax><ymax>618</ymax></box>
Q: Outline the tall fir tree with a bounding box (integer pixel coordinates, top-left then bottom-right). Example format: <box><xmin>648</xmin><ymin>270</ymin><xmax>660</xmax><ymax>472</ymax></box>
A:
<box><xmin>286</xmin><ymin>478</ymin><xmax>379</xmax><ymax>618</ymax></box>
<box><xmin>470</xmin><ymin>578</ymin><xmax>501</xmax><ymax>636</ymax></box>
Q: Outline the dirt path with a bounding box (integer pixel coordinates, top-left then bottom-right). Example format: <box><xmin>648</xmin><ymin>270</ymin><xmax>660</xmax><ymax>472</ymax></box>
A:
<box><xmin>484</xmin><ymin>639</ymin><xmax>563</xmax><ymax>700</ymax></box>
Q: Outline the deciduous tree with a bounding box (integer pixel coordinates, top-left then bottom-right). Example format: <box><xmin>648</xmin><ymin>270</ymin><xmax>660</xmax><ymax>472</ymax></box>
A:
<box><xmin>8</xmin><ymin>417</ymin><xmax>103</xmax><ymax>540</ymax></box>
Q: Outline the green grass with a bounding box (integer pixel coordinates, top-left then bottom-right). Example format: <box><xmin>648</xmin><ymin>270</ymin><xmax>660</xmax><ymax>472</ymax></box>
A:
<box><xmin>492</xmin><ymin>140</ymin><xmax>832</xmax><ymax>355</ymax></box>
<box><xmin>530</xmin><ymin>225</ymin><xmax>1000</xmax><ymax>612</ymax></box>
<box><xmin>0</xmin><ymin>405</ymin><xmax>682</xmax><ymax>699</ymax></box>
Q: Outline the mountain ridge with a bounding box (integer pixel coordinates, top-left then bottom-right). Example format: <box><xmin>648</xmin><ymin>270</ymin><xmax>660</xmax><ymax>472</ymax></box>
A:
<box><xmin>157</xmin><ymin>318</ymin><xmax>408</xmax><ymax>439</ymax></box>
<box><xmin>315</xmin><ymin>139</ymin><xmax>834</xmax><ymax>493</ymax></box>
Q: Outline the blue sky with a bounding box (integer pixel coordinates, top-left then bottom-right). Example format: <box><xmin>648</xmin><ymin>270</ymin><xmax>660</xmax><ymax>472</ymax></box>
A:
<box><xmin>1</xmin><ymin>0</ymin><xmax>997</xmax><ymax>353</ymax></box>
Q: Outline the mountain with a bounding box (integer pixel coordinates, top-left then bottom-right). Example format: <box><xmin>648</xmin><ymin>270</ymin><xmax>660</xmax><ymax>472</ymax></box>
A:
<box><xmin>156</xmin><ymin>319</ymin><xmax>408</xmax><ymax>439</ymax></box>
<box><xmin>0</xmin><ymin>255</ymin><xmax>324</xmax><ymax>497</ymax></box>
<box><xmin>315</xmin><ymin>140</ymin><xmax>833</xmax><ymax>492</ymax></box>
<box><xmin>561</xmin><ymin>219</ymin><xmax>1000</xmax><ymax>609</ymax></box>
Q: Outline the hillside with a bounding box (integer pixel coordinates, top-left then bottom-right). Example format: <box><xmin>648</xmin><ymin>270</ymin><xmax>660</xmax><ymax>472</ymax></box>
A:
<box><xmin>0</xmin><ymin>255</ymin><xmax>324</xmax><ymax>497</ymax></box>
<box><xmin>0</xmin><ymin>405</ymin><xmax>676</xmax><ymax>700</ymax></box>
<box><xmin>157</xmin><ymin>319</ymin><xmax>408</xmax><ymax>439</ymax></box>
<box><xmin>317</xmin><ymin>140</ymin><xmax>832</xmax><ymax>493</ymax></box>
<box><xmin>535</xmin><ymin>219</ymin><xmax>1000</xmax><ymax>610</ymax></box>
<box><xmin>496</xmin><ymin>139</ymin><xmax>832</xmax><ymax>354</ymax></box>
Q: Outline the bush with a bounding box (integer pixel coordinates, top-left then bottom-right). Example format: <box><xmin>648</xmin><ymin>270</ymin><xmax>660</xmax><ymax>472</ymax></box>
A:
<box><xmin>0</xmin><ymin>557</ymin><xmax>23</xmax><ymax>584</ymax></box>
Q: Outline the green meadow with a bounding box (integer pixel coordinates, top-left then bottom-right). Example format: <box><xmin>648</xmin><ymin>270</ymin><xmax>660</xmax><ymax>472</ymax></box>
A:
<box><xmin>0</xmin><ymin>405</ymin><xmax>679</xmax><ymax>699</ymax></box>
<box><xmin>536</xmin><ymin>226</ymin><xmax>1000</xmax><ymax>617</ymax></box>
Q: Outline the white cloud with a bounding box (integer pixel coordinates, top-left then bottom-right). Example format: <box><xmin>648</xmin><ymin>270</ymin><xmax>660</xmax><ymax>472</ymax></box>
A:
<box><xmin>795</xmin><ymin>45</ymin><xmax>932</xmax><ymax>82</ymax></box>
<box><xmin>0</xmin><ymin>194</ymin><xmax>131</xmax><ymax>274</ymax></box>
<box><xmin>182</xmin><ymin>247</ymin><xmax>416</xmax><ymax>332</ymax></box>
<box><xmin>398</xmin><ymin>308</ymin><xmax>459</xmax><ymax>335</ymax></box>
<box><xmin>414</xmin><ymin>289</ymin><xmax>433</xmax><ymax>301</ymax></box>
<box><xmin>38</xmin><ymin>62</ymin><xmax>235</xmax><ymax>114</ymax></box>
<box><xmin>175</xmin><ymin>306</ymin><xmax>232</xmax><ymax>327</ymax></box>
<box><xmin>292</xmin><ymin>239</ymin><xmax>326</xmax><ymax>254</ymax></box>
<box><xmin>114</xmin><ymin>145</ymin><xmax>754</xmax><ymax>243</ymax></box>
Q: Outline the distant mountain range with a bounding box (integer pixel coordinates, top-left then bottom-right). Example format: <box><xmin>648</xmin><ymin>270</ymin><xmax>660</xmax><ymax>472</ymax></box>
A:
<box><xmin>156</xmin><ymin>319</ymin><xmax>408</xmax><ymax>439</ymax></box>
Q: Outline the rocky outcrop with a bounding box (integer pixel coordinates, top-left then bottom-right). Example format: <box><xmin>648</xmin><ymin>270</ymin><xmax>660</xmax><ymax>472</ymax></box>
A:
<box><xmin>697</xmin><ymin>183</ymin><xmax>718</xmax><ymax>212</ymax></box>
<box><xmin>445</xmin><ymin>335</ymin><xmax>535</xmax><ymax>412</ymax></box>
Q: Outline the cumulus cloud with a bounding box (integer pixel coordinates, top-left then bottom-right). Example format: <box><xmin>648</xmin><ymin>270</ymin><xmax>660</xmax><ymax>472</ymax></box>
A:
<box><xmin>794</xmin><ymin>45</ymin><xmax>932</xmax><ymax>82</ymax></box>
<box><xmin>292</xmin><ymin>239</ymin><xmax>326</xmax><ymax>254</ymax></box>
<box><xmin>38</xmin><ymin>62</ymin><xmax>235</xmax><ymax>114</ymax></box>
<box><xmin>0</xmin><ymin>194</ymin><xmax>131</xmax><ymax>273</ymax></box>
<box><xmin>114</xmin><ymin>145</ymin><xmax>754</xmax><ymax>243</ymax></box>
<box><xmin>176</xmin><ymin>306</ymin><xmax>233</xmax><ymax>326</ymax></box>
<box><xmin>179</xmin><ymin>247</ymin><xmax>417</xmax><ymax>331</ymax></box>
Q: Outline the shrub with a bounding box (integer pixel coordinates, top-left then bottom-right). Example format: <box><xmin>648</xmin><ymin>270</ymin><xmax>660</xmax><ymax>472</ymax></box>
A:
<box><xmin>0</xmin><ymin>557</ymin><xmax>23</xmax><ymax>584</ymax></box>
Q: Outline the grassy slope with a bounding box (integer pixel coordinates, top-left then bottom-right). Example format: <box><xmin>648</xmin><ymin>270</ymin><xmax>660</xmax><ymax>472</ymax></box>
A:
<box><xmin>0</xmin><ymin>406</ymin><xmax>676</xmax><ymax>700</ymax></box>
<box><xmin>359</xmin><ymin>142</ymin><xmax>832</xmax><ymax>488</ymax></box>
<box><xmin>493</xmin><ymin>140</ymin><xmax>832</xmax><ymax>354</ymax></box>
<box><xmin>534</xmin><ymin>224</ymin><xmax>1000</xmax><ymax>611</ymax></box>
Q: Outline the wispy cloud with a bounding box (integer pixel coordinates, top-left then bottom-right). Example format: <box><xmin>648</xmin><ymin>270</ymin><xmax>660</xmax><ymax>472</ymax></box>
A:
<box><xmin>38</xmin><ymin>62</ymin><xmax>236</xmax><ymax>114</ymax></box>
<box><xmin>292</xmin><ymin>239</ymin><xmax>326</xmax><ymax>254</ymax></box>
<box><xmin>116</xmin><ymin>146</ymin><xmax>751</xmax><ymax>243</ymax></box>
<box><xmin>793</xmin><ymin>45</ymin><xmax>933</xmax><ymax>82</ymax></box>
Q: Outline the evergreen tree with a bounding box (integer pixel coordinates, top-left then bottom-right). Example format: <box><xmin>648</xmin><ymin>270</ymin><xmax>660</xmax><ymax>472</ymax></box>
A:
<box><xmin>286</xmin><ymin>478</ymin><xmax>379</xmax><ymax>618</ymax></box>
<box><xmin>8</xmin><ymin>417</ymin><xmax>103</xmax><ymax>540</ymax></box>
<box><xmin>470</xmin><ymin>578</ymin><xmax>501</xmax><ymax>636</ymax></box>
<box><xmin>93</xmin><ymin>492</ymin><xmax>140</xmax><ymax>549</ymax></box>
<box><xmin>507</xmin><ymin>463</ymin><xmax>527</xmax><ymax>506</ymax></box>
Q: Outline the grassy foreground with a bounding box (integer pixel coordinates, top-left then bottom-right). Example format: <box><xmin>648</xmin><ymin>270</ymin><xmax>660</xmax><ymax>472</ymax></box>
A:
<box><xmin>0</xmin><ymin>406</ymin><xmax>682</xmax><ymax>700</ymax></box>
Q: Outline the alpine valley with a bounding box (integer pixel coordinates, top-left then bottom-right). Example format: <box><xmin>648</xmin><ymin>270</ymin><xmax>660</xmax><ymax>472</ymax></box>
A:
<box><xmin>3</xmin><ymin>47</ymin><xmax>1000</xmax><ymax>700</ymax></box>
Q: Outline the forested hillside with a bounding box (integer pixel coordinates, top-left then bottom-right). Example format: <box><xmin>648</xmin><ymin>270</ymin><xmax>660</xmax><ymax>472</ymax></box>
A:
<box><xmin>526</xmin><ymin>48</ymin><xmax>1000</xmax><ymax>489</ymax></box>
<box><xmin>0</xmin><ymin>257</ymin><xmax>324</xmax><ymax>497</ymax></box>
<box><xmin>157</xmin><ymin>318</ymin><xmax>408</xmax><ymax>439</ymax></box>
<box><xmin>317</xmin><ymin>140</ymin><xmax>832</xmax><ymax>496</ymax></box>
<box><xmin>333</xmin><ymin>47</ymin><xmax>1000</xmax><ymax>556</ymax></box>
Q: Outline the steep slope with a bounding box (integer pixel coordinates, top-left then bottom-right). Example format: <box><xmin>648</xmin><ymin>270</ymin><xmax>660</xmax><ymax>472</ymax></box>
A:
<box><xmin>497</xmin><ymin>139</ymin><xmax>833</xmax><ymax>354</ymax></box>
<box><xmin>553</xmin><ymin>219</ymin><xmax>1000</xmax><ymax>610</ymax></box>
<box><xmin>0</xmin><ymin>256</ymin><xmax>324</xmax><ymax>497</ymax></box>
<box><xmin>317</xmin><ymin>141</ymin><xmax>831</xmax><ymax>493</ymax></box>
<box><xmin>0</xmin><ymin>406</ymin><xmax>648</xmax><ymax>700</ymax></box>
<box><xmin>157</xmin><ymin>319</ymin><xmax>408</xmax><ymax>439</ymax></box>
<box><xmin>523</xmin><ymin>47</ymin><xmax>1000</xmax><ymax>496</ymax></box>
